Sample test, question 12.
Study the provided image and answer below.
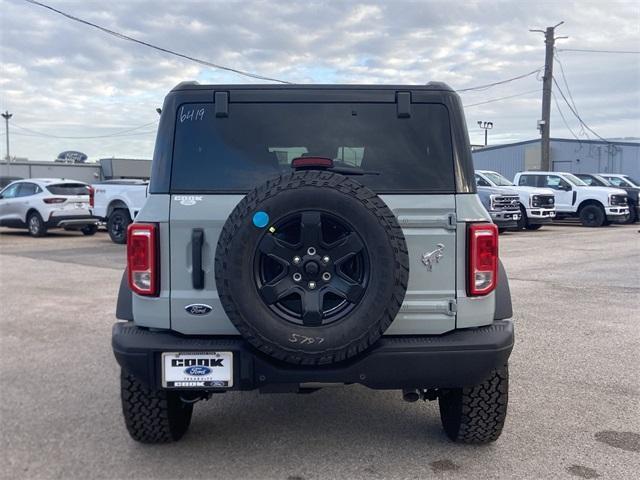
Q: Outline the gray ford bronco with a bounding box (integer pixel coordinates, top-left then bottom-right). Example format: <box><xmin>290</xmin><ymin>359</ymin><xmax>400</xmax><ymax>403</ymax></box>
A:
<box><xmin>112</xmin><ymin>83</ymin><xmax>514</xmax><ymax>444</ymax></box>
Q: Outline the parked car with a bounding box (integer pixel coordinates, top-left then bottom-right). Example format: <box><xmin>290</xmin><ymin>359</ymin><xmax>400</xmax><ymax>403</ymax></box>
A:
<box><xmin>0</xmin><ymin>178</ymin><xmax>98</xmax><ymax>236</ymax></box>
<box><xmin>514</xmin><ymin>171</ymin><xmax>629</xmax><ymax>227</ymax></box>
<box><xmin>0</xmin><ymin>176</ymin><xmax>23</xmax><ymax>189</ymax></box>
<box><xmin>475</xmin><ymin>183</ymin><xmax>521</xmax><ymax>232</ymax></box>
<box><xmin>90</xmin><ymin>179</ymin><xmax>148</xmax><ymax>243</ymax></box>
<box><xmin>575</xmin><ymin>173</ymin><xmax>639</xmax><ymax>223</ymax></box>
<box><xmin>112</xmin><ymin>82</ymin><xmax>514</xmax><ymax>445</ymax></box>
<box><xmin>475</xmin><ymin>170</ymin><xmax>555</xmax><ymax>230</ymax></box>
<box><xmin>599</xmin><ymin>173</ymin><xmax>639</xmax><ymax>189</ymax></box>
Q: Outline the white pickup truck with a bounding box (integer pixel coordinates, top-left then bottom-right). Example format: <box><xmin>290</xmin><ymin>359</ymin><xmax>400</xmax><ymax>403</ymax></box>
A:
<box><xmin>90</xmin><ymin>179</ymin><xmax>148</xmax><ymax>243</ymax></box>
<box><xmin>475</xmin><ymin>170</ymin><xmax>556</xmax><ymax>230</ymax></box>
<box><xmin>514</xmin><ymin>171</ymin><xmax>629</xmax><ymax>227</ymax></box>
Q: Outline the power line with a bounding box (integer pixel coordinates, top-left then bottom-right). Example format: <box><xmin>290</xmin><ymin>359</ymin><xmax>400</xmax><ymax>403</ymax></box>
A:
<box><xmin>10</xmin><ymin>130</ymin><xmax>157</xmax><ymax>139</ymax></box>
<box><xmin>463</xmin><ymin>89</ymin><xmax>540</xmax><ymax>108</ymax></box>
<box><xmin>552</xmin><ymin>76</ymin><xmax>612</xmax><ymax>144</ymax></box>
<box><xmin>551</xmin><ymin>91</ymin><xmax>580</xmax><ymax>141</ymax></box>
<box><xmin>457</xmin><ymin>68</ymin><xmax>543</xmax><ymax>92</ymax></box>
<box><xmin>11</xmin><ymin>121</ymin><xmax>158</xmax><ymax>139</ymax></box>
<box><xmin>22</xmin><ymin>0</ymin><xmax>292</xmax><ymax>84</ymax></box>
<box><xmin>557</xmin><ymin>48</ymin><xmax>640</xmax><ymax>54</ymax></box>
<box><xmin>553</xmin><ymin>51</ymin><xmax>588</xmax><ymax>139</ymax></box>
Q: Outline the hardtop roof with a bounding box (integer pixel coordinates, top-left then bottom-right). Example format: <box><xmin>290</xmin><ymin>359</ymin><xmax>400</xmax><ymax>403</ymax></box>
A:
<box><xmin>170</xmin><ymin>81</ymin><xmax>455</xmax><ymax>93</ymax></box>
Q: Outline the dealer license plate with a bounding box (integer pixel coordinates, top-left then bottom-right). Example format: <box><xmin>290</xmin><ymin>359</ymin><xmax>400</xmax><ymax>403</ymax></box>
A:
<box><xmin>162</xmin><ymin>352</ymin><xmax>233</xmax><ymax>388</ymax></box>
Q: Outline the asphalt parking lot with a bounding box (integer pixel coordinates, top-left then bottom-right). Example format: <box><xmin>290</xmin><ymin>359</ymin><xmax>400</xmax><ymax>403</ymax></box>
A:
<box><xmin>1</xmin><ymin>224</ymin><xmax>639</xmax><ymax>480</ymax></box>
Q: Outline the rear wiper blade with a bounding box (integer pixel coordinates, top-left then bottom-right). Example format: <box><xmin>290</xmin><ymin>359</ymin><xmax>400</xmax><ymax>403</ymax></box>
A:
<box><xmin>328</xmin><ymin>166</ymin><xmax>380</xmax><ymax>176</ymax></box>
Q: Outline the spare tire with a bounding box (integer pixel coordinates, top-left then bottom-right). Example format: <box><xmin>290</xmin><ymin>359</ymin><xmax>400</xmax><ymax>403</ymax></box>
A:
<box><xmin>215</xmin><ymin>170</ymin><xmax>409</xmax><ymax>365</ymax></box>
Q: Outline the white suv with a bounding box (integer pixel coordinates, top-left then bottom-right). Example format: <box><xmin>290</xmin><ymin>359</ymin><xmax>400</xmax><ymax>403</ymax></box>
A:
<box><xmin>514</xmin><ymin>171</ymin><xmax>629</xmax><ymax>227</ymax></box>
<box><xmin>0</xmin><ymin>178</ymin><xmax>98</xmax><ymax>237</ymax></box>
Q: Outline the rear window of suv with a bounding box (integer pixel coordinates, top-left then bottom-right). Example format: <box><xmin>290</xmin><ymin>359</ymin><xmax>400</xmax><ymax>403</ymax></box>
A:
<box><xmin>46</xmin><ymin>183</ymin><xmax>89</xmax><ymax>195</ymax></box>
<box><xmin>170</xmin><ymin>102</ymin><xmax>455</xmax><ymax>193</ymax></box>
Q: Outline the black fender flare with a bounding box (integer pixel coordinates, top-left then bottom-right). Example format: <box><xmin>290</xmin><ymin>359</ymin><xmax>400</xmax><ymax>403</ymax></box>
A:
<box><xmin>116</xmin><ymin>270</ymin><xmax>133</xmax><ymax>321</ymax></box>
<box><xmin>494</xmin><ymin>259</ymin><xmax>513</xmax><ymax>320</ymax></box>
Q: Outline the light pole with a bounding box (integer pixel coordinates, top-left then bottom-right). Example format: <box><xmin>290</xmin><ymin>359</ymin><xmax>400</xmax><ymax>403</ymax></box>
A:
<box><xmin>478</xmin><ymin>121</ymin><xmax>493</xmax><ymax>146</ymax></box>
<box><xmin>1</xmin><ymin>111</ymin><xmax>12</xmax><ymax>161</ymax></box>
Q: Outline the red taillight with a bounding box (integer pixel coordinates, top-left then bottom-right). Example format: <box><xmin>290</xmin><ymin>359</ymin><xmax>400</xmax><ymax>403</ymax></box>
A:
<box><xmin>468</xmin><ymin>223</ymin><xmax>498</xmax><ymax>296</ymax></box>
<box><xmin>88</xmin><ymin>186</ymin><xmax>95</xmax><ymax>208</ymax></box>
<box><xmin>291</xmin><ymin>156</ymin><xmax>334</xmax><ymax>169</ymax></box>
<box><xmin>43</xmin><ymin>197</ymin><xmax>66</xmax><ymax>204</ymax></box>
<box><xmin>127</xmin><ymin>223</ymin><xmax>158</xmax><ymax>296</ymax></box>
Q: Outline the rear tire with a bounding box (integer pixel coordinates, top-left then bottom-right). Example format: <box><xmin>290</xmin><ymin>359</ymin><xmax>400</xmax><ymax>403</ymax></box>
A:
<box><xmin>579</xmin><ymin>204</ymin><xmax>606</xmax><ymax>227</ymax></box>
<box><xmin>81</xmin><ymin>225</ymin><xmax>98</xmax><ymax>236</ymax></box>
<box><xmin>438</xmin><ymin>365</ymin><xmax>509</xmax><ymax>444</ymax></box>
<box><xmin>27</xmin><ymin>212</ymin><xmax>47</xmax><ymax>237</ymax></box>
<box><xmin>120</xmin><ymin>370</ymin><xmax>193</xmax><ymax>443</ymax></box>
<box><xmin>108</xmin><ymin>209</ymin><xmax>131</xmax><ymax>244</ymax></box>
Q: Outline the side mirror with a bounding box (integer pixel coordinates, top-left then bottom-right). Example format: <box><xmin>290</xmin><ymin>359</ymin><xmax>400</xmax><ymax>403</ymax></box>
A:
<box><xmin>0</xmin><ymin>194</ymin><xmax>4</xmax><ymax>199</ymax></box>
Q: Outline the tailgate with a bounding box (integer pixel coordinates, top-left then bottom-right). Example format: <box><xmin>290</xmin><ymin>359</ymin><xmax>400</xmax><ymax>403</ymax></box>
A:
<box><xmin>169</xmin><ymin>194</ymin><xmax>456</xmax><ymax>335</ymax></box>
<box><xmin>382</xmin><ymin>195</ymin><xmax>457</xmax><ymax>335</ymax></box>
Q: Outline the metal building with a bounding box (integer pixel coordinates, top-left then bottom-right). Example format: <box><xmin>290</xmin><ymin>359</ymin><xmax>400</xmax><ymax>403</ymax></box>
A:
<box><xmin>472</xmin><ymin>138</ymin><xmax>640</xmax><ymax>181</ymax></box>
<box><xmin>0</xmin><ymin>157</ymin><xmax>151</xmax><ymax>183</ymax></box>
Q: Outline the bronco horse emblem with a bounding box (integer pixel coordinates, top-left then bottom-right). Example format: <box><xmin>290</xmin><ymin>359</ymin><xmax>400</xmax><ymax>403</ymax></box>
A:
<box><xmin>421</xmin><ymin>244</ymin><xmax>445</xmax><ymax>271</ymax></box>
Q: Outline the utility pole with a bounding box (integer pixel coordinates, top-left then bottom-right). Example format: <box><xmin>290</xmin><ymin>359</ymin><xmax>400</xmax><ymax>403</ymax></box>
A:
<box><xmin>530</xmin><ymin>22</ymin><xmax>566</xmax><ymax>171</ymax></box>
<box><xmin>478</xmin><ymin>121</ymin><xmax>493</xmax><ymax>146</ymax></box>
<box><xmin>1</xmin><ymin>111</ymin><xmax>12</xmax><ymax>161</ymax></box>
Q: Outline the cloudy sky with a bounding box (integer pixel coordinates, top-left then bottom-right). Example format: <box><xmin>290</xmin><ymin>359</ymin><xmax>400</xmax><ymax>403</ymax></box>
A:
<box><xmin>1</xmin><ymin>0</ymin><xmax>639</xmax><ymax>161</ymax></box>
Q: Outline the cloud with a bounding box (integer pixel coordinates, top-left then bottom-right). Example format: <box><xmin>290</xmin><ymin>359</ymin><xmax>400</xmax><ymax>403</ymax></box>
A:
<box><xmin>0</xmin><ymin>0</ymin><xmax>638</xmax><ymax>160</ymax></box>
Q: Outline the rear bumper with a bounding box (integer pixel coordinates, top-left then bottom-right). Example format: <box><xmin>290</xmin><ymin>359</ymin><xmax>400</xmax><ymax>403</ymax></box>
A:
<box><xmin>46</xmin><ymin>215</ymin><xmax>99</xmax><ymax>228</ymax></box>
<box><xmin>112</xmin><ymin>320</ymin><xmax>514</xmax><ymax>391</ymax></box>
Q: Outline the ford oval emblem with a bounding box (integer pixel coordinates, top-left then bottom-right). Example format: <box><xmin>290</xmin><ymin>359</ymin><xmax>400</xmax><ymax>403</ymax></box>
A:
<box><xmin>185</xmin><ymin>304</ymin><xmax>213</xmax><ymax>315</ymax></box>
<box><xmin>184</xmin><ymin>366</ymin><xmax>212</xmax><ymax>376</ymax></box>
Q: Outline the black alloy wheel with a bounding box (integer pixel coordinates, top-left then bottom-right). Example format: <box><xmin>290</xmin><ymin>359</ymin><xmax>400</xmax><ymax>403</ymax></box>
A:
<box><xmin>108</xmin><ymin>210</ymin><xmax>131</xmax><ymax>244</ymax></box>
<box><xmin>579</xmin><ymin>204</ymin><xmax>605</xmax><ymax>227</ymax></box>
<box><xmin>254</xmin><ymin>211</ymin><xmax>369</xmax><ymax>327</ymax></box>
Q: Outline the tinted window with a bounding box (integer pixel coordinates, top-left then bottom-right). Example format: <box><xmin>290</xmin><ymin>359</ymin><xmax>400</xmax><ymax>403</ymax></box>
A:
<box><xmin>483</xmin><ymin>171</ymin><xmax>513</xmax><ymax>186</ymax></box>
<box><xmin>545</xmin><ymin>175</ymin><xmax>570</xmax><ymax>190</ymax></box>
<box><xmin>1</xmin><ymin>183</ymin><xmax>20</xmax><ymax>198</ymax></box>
<box><xmin>46</xmin><ymin>183</ymin><xmax>89</xmax><ymax>195</ymax></box>
<box><xmin>605</xmin><ymin>177</ymin><xmax>624</xmax><ymax>187</ymax></box>
<box><xmin>171</xmin><ymin>102</ymin><xmax>455</xmax><ymax>193</ymax></box>
<box><xmin>577</xmin><ymin>175</ymin><xmax>595</xmax><ymax>186</ymax></box>
<box><xmin>17</xmin><ymin>183</ymin><xmax>40</xmax><ymax>197</ymax></box>
<box><xmin>518</xmin><ymin>175</ymin><xmax>538</xmax><ymax>187</ymax></box>
<box><xmin>475</xmin><ymin>174</ymin><xmax>491</xmax><ymax>187</ymax></box>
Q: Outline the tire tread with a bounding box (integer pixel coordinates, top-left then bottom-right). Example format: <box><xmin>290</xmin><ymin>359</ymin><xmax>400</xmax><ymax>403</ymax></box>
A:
<box><xmin>120</xmin><ymin>370</ymin><xmax>192</xmax><ymax>443</ymax></box>
<box><xmin>439</xmin><ymin>365</ymin><xmax>508</xmax><ymax>444</ymax></box>
<box><xmin>215</xmin><ymin>170</ymin><xmax>409</xmax><ymax>365</ymax></box>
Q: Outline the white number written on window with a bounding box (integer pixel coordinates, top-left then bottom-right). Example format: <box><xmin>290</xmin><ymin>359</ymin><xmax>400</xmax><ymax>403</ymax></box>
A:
<box><xmin>180</xmin><ymin>106</ymin><xmax>205</xmax><ymax>123</ymax></box>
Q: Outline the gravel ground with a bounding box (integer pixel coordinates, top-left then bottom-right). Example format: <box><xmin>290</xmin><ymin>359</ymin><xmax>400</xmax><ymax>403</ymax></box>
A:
<box><xmin>0</xmin><ymin>224</ymin><xmax>639</xmax><ymax>480</ymax></box>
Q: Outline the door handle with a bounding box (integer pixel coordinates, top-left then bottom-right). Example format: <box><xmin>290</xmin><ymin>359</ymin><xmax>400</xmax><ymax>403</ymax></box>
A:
<box><xmin>191</xmin><ymin>229</ymin><xmax>205</xmax><ymax>290</ymax></box>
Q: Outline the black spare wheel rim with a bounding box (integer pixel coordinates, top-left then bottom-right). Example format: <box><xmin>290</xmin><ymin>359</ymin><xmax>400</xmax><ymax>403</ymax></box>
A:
<box><xmin>254</xmin><ymin>211</ymin><xmax>369</xmax><ymax>326</ymax></box>
<box><xmin>215</xmin><ymin>170</ymin><xmax>409</xmax><ymax>365</ymax></box>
